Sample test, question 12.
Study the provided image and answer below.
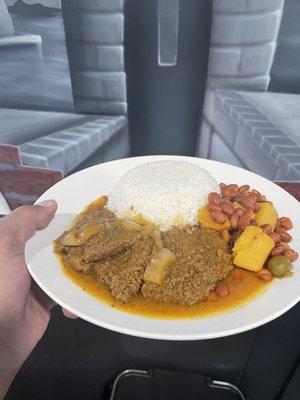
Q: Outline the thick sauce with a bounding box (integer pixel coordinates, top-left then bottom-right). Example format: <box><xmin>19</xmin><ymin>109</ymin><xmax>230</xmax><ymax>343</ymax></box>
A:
<box><xmin>58</xmin><ymin>255</ymin><xmax>270</xmax><ymax>319</ymax></box>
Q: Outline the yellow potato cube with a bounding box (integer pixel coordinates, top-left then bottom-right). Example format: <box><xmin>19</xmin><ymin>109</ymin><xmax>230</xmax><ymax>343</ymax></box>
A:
<box><xmin>255</xmin><ymin>202</ymin><xmax>278</xmax><ymax>231</ymax></box>
<box><xmin>233</xmin><ymin>232</ymin><xmax>275</xmax><ymax>272</ymax></box>
<box><xmin>197</xmin><ymin>205</ymin><xmax>230</xmax><ymax>231</ymax></box>
<box><xmin>232</xmin><ymin>226</ymin><xmax>262</xmax><ymax>258</ymax></box>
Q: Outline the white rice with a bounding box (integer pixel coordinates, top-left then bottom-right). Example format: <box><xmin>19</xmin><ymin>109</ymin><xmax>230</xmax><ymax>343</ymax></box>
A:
<box><xmin>107</xmin><ymin>160</ymin><xmax>219</xmax><ymax>230</ymax></box>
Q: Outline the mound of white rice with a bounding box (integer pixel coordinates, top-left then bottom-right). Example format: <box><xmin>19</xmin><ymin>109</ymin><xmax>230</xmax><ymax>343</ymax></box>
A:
<box><xmin>107</xmin><ymin>160</ymin><xmax>219</xmax><ymax>230</ymax></box>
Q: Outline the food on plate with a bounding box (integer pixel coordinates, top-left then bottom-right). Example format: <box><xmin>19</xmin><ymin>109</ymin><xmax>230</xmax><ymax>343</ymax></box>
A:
<box><xmin>232</xmin><ymin>226</ymin><xmax>262</xmax><ymax>258</ymax></box>
<box><xmin>232</xmin><ymin>226</ymin><xmax>275</xmax><ymax>271</ymax></box>
<box><xmin>197</xmin><ymin>205</ymin><xmax>230</xmax><ymax>231</ymax></box>
<box><xmin>202</xmin><ymin>182</ymin><xmax>298</xmax><ymax>268</ymax></box>
<box><xmin>53</xmin><ymin>161</ymin><xmax>298</xmax><ymax>318</ymax></box>
<box><xmin>107</xmin><ymin>160</ymin><xmax>219</xmax><ymax>230</ymax></box>
<box><xmin>255</xmin><ymin>202</ymin><xmax>278</xmax><ymax>231</ymax></box>
<box><xmin>141</xmin><ymin>227</ymin><xmax>232</xmax><ymax>305</ymax></box>
<box><xmin>143</xmin><ymin>247</ymin><xmax>176</xmax><ymax>285</ymax></box>
<box><xmin>267</xmin><ymin>255</ymin><xmax>293</xmax><ymax>278</ymax></box>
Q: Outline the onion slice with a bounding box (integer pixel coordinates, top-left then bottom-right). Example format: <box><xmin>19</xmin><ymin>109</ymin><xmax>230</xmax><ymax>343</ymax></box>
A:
<box><xmin>143</xmin><ymin>248</ymin><xmax>176</xmax><ymax>285</ymax></box>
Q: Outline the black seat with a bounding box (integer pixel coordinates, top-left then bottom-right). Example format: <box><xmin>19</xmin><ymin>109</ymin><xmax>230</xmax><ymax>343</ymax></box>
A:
<box><xmin>6</xmin><ymin>301</ymin><xmax>300</xmax><ymax>400</ymax></box>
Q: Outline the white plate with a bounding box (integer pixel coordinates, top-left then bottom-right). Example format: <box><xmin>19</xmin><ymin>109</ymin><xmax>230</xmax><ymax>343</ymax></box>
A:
<box><xmin>25</xmin><ymin>156</ymin><xmax>300</xmax><ymax>340</ymax></box>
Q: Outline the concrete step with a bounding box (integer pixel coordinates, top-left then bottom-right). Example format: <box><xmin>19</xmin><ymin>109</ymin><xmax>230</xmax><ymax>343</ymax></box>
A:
<box><xmin>19</xmin><ymin>115</ymin><xmax>127</xmax><ymax>174</ymax></box>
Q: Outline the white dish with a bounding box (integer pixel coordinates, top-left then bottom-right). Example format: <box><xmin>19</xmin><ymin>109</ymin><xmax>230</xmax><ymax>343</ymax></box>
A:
<box><xmin>25</xmin><ymin>156</ymin><xmax>300</xmax><ymax>340</ymax></box>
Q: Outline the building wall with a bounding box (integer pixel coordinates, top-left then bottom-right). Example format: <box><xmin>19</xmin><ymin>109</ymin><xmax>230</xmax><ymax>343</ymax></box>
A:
<box><xmin>199</xmin><ymin>0</ymin><xmax>285</xmax><ymax>159</ymax></box>
<box><xmin>61</xmin><ymin>0</ymin><xmax>127</xmax><ymax>115</ymax></box>
<box><xmin>270</xmin><ymin>0</ymin><xmax>300</xmax><ymax>94</ymax></box>
<box><xmin>0</xmin><ymin>0</ymin><xmax>14</xmax><ymax>35</ymax></box>
<box><xmin>207</xmin><ymin>0</ymin><xmax>284</xmax><ymax>91</ymax></box>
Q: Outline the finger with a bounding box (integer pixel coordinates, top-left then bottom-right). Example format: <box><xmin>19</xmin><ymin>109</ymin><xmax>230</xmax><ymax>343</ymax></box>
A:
<box><xmin>0</xmin><ymin>200</ymin><xmax>57</xmax><ymax>248</ymax></box>
<box><xmin>62</xmin><ymin>308</ymin><xmax>78</xmax><ymax>319</ymax></box>
<box><xmin>31</xmin><ymin>281</ymin><xmax>56</xmax><ymax>311</ymax></box>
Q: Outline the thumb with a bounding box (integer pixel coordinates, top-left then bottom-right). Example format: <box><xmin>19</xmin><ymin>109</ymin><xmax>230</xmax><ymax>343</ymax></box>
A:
<box><xmin>0</xmin><ymin>200</ymin><xmax>57</xmax><ymax>248</ymax></box>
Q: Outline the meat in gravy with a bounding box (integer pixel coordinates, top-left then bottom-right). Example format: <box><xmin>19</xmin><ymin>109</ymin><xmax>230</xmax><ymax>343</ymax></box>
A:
<box><xmin>54</xmin><ymin>204</ymin><xmax>233</xmax><ymax>305</ymax></box>
<box><xmin>142</xmin><ymin>227</ymin><xmax>232</xmax><ymax>305</ymax></box>
<box><xmin>95</xmin><ymin>235</ymin><xmax>153</xmax><ymax>303</ymax></box>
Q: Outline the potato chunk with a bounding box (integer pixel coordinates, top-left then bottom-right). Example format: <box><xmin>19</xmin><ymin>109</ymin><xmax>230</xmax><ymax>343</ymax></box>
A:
<box><xmin>255</xmin><ymin>202</ymin><xmax>278</xmax><ymax>231</ymax></box>
<box><xmin>233</xmin><ymin>226</ymin><xmax>275</xmax><ymax>272</ymax></box>
<box><xmin>232</xmin><ymin>226</ymin><xmax>262</xmax><ymax>258</ymax></box>
<box><xmin>197</xmin><ymin>205</ymin><xmax>230</xmax><ymax>231</ymax></box>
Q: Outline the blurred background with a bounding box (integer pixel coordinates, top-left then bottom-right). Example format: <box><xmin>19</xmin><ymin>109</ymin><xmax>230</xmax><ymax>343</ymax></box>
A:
<box><xmin>0</xmin><ymin>0</ymin><xmax>299</xmax><ymax>211</ymax></box>
<box><xmin>1</xmin><ymin>1</ymin><xmax>300</xmax><ymax>399</ymax></box>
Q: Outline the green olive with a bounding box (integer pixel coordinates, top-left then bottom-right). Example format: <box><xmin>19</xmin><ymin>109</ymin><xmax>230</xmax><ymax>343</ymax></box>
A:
<box><xmin>267</xmin><ymin>255</ymin><xmax>292</xmax><ymax>277</ymax></box>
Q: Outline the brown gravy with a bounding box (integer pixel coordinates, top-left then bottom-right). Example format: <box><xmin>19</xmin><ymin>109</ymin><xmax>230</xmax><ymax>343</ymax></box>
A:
<box><xmin>57</xmin><ymin>254</ymin><xmax>270</xmax><ymax>319</ymax></box>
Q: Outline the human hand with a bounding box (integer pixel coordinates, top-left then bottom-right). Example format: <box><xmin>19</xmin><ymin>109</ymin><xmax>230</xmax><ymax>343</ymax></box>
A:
<box><xmin>0</xmin><ymin>201</ymin><xmax>76</xmax><ymax>399</ymax></box>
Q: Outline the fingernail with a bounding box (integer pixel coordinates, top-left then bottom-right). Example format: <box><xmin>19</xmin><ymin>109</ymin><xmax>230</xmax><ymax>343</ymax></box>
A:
<box><xmin>38</xmin><ymin>199</ymin><xmax>57</xmax><ymax>208</ymax></box>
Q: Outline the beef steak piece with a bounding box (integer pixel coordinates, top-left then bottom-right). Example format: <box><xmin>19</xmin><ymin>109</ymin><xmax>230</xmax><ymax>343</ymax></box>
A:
<box><xmin>95</xmin><ymin>235</ymin><xmax>153</xmax><ymax>303</ymax></box>
<box><xmin>54</xmin><ymin>208</ymin><xmax>140</xmax><ymax>270</ymax></box>
<box><xmin>142</xmin><ymin>226</ymin><xmax>232</xmax><ymax>305</ymax></box>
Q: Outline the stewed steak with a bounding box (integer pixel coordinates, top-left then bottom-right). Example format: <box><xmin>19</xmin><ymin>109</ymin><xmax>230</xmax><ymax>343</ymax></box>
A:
<box><xmin>95</xmin><ymin>235</ymin><xmax>153</xmax><ymax>303</ymax></box>
<box><xmin>82</xmin><ymin>223</ymin><xmax>138</xmax><ymax>263</ymax></box>
<box><xmin>54</xmin><ymin>207</ymin><xmax>233</xmax><ymax>305</ymax></box>
<box><xmin>142</xmin><ymin>227</ymin><xmax>233</xmax><ymax>305</ymax></box>
<box><xmin>54</xmin><ymin>208</ymin><xmax>141</xmax><ymax>272</ymax></box>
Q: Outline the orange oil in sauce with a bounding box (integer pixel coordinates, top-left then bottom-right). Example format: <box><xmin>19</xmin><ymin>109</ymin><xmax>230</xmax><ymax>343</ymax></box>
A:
<box><xmin>58</xmin><ymin>255</ymin><xmax>270</xmax><ymax>319</ymax></box>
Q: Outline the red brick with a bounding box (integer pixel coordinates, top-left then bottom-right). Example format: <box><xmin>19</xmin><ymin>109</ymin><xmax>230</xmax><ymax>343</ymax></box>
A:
<box><xmin>276</xmin><ymin>182</ymin><xmax>300</xmax><ymax>202</ymax></box>
<box><xmin>0</xmin><ymin>143</ymin><xmax>63</xmax><ymax>210</ymax></box>
<box><xmin>0</xmin><ymin>166</ymin><xmax>62</xmax><ymax>209</ymax></box>
<box><xmin>0</xmin><ymin>168</ymin><xmax>61</xmax><ymax>195</ymax></box>
<box><xmin>0</xmin><ymin>145</ymin><xmax>21</xmax><ymax>164</ymax></box>
<box><xmin>5</xmin><ymin>198</ymin><xmax>36</xmax><ymax>210</ymax></box>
